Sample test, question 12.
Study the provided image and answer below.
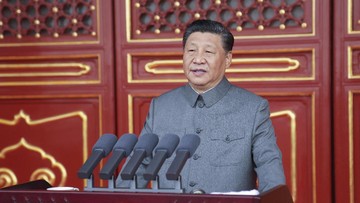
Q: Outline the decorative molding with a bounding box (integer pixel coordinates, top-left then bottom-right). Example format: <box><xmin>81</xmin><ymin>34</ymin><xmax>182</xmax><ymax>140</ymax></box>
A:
<box><xmin>145</xmin><ymin>58</ymin><xmax>300</xmax><ymax>74</ymax></box>
<box><xmin>348</xmin><ymin>46</ymin><xmax>360</xmax><ymax>79</ymax></box>
<box><xmin>348</xmin><ymin>0</ymin><xmax>360</xmax><ymax>34</ymax></box>
<box><xmin>127</xmin><ymin>48</ymin><xmax>315</xmax><ymax>83</ymax></box>
<box><xmin>0</xmin><ymin>168</ymin><xmax>17</xmax><ymax>188</ymax></box>
<box><xmin>0</xmin><ymin>0</ymin><xmax>100</xmax><ymax>47</ymax></box>
<box><xmin>348</xmin><ymin>90</ymin><xmax>359</xmax><ymax>203</ymax></box>
<box><xmin>0</xmin><ymin>54</ymin><xmax>101</xmax><ymax>86</ymax></box>
<box><xmin>126</xmin><ymin>0</ymin><xmax>315</xmax><ymax>42</ymax></box>
<box><xmin>0</xmin><ymin>63</ymin><xmax>90</xmax><ymax>77</ymax></box>
<box><xmin>0</xmin><ymin>138</ymin><xmax>67</xmax><ymax>186</ymax></box>
<box><xmin>270</xmin><ymin>110</ymin><xmax>297</xmax><ymax>201</ymax></box>
<box><xmin>0</xmin><ymin>109</ymin><xmax>88</xmax><ymax>163</ymax></box>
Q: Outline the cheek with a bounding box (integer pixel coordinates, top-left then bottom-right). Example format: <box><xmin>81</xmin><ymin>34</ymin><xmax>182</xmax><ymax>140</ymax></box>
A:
<box><xmin>183</xmin><ymin>57</ymin><xmax>192</xmax><ymax>67</ymax></box>
<box><xmin>182</xmin><ymin>60</ymin><xmax>190</xmax><ymax>73</ymax></box>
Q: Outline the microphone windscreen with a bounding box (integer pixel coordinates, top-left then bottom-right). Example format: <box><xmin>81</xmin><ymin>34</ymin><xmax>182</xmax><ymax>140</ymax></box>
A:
<box><xmin>155</xmin><ymin>134</ymin><xmax>180</xmax><ymax>157</ymax></box>
<box><xmin>92</xmin><ymin>134</ymin><xmax>117</xmax><ymax>156</ymax></box>
<box><xmin>177</xmin><ymin>134</ymin><xmax>200</xmax><ymax>157</ymax></box>
<box><xmin>113</xmin><ymin>133</ymin><xmax>138</xmax><ymax>156</ymax></box>
<box><xmin>133</xmin><ymin>133</ymin><xmax>159</xmax><ymax>156</ymax></box>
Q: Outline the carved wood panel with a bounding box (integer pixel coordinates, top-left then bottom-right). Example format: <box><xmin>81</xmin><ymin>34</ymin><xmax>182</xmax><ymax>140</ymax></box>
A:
<box><xmin>0</xmin><ymin>0</ymin><xmax>115</xmax><ymax>189</ymax></box>
<box><xmin>0</xmin><ymin>96</ymin><xmax>101</xmax><ymax>189</ymax></box>
<box><xmin>0</xmin><ymin>0</ymin><xmax>99</xmax><ymax>45</ymax></box>
<box><xmin>334</xmin><ymin>1</ymin><xmax>360</xmax><ymax>203</ymax></box>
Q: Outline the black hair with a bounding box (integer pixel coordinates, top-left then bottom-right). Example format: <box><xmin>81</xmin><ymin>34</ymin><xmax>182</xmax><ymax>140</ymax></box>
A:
<box><xmin>182</xmin><ymin>19</ymin><xmax>234</xmax><ymax>53</ymax></box>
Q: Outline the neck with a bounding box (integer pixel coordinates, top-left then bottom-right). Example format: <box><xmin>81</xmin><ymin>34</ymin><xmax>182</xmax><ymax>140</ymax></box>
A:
<box><xmin>189</xmin><ymin>84</ymin><xmax>216</xmax><ymax>94</ymax></box>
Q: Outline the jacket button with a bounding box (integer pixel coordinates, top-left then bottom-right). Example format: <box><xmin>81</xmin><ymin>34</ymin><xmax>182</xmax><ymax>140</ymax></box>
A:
<box><xmin>196</xmin><ymin>128</ymin><xmax>202</xmax><ymax>134</ymax></box>
<box><xmin>193</xmin><ymin>154</ymin><xmax>200</xmax><ymax>160</ymax></box>
<box><xmin>197</xmin><ymin>101</ymin><xmax>205</xmax><ymax>108</ymax></box>
<box><xmin>189</xmin><ymin>181</ymin><xmax>197</xmax><ymax>187</ymax></box>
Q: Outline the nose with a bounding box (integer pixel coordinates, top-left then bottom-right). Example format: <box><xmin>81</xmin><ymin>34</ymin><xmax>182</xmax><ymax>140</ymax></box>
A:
<box><xmin>193</xmin><ymin>51</ymin><xmax>206</xmax><ymax>64</ymax></box>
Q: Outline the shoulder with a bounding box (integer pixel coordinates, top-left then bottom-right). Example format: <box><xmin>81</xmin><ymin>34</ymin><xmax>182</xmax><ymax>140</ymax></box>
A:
<box><xmin>153</xmin><ymin>85</ymin><xmax>186</xmax><ymax>103</ymax></box>
<box><xmin>228</xmin><ymin>85</ymin><xmax>266</xmax><ymax>104</ymax></box>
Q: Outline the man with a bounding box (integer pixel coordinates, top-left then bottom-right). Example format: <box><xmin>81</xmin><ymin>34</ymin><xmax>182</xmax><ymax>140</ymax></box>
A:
<box><xmin>117</xmin><ymin>19</ymin><xmax>285</xmax><ymax>194</ymax></box>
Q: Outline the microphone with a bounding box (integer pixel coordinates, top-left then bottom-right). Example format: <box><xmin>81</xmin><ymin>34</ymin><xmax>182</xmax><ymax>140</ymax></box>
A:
<box><xmin>143</xmin><ymin>134</ymin><xmax>180</xmax><ymax>180</ymax></box>
<box><xmin>120</xmin><ymin>133</ymin><xmax>159</xmax><ymax>180</ymax></box>
<box><xmin>99</xmin><ymin>133</ymin><xmax>138</xmax><ymax>180</ymax></box>
<box><xmin>77</xmin><ymin>134</ymin><xmax>117</xmax><ymax>179</ymax></box>
<box><xmin>166</xmin><ymin>134</ymin><xmax>200</xmax><ymax>180</ymax></box>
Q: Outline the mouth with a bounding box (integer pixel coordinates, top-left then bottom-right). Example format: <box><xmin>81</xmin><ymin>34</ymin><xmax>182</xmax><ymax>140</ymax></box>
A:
<box><xmin>190</xmin><ymin>69</ymin><xmax>207</xmax><ymax>73</ymax></box>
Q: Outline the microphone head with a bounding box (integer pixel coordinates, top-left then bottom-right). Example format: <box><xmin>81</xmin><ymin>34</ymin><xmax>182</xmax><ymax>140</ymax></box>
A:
<box><xmin>155</xmin><ymin>134</ymin><xmax>180</xmax><ymax>158</ymax></box>
<box><xmin>133</xmin><ymin>133</ymin><xmax>159</xmax><ymax>156</ymax></box>
<box><xmin>92</xmin><ymin>133</ymin><xmax>117</xmax><ymax>156</ymax></box>
<box><xmin>113</xmin><ymin>133</ymin><xmax>138</xmax><ymax>156</ymax></box>
<box><xmin>177</xmin><ymin>134</ymin><xmax>200</xmax><ymax>157</ymax></box>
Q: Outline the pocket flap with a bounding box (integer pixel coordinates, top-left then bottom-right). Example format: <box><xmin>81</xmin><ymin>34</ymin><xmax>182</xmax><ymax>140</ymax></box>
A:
<box><xmin>210</xmin><ymin>132</ymin><xmax>245</xmax><ymax>143</ymax></box>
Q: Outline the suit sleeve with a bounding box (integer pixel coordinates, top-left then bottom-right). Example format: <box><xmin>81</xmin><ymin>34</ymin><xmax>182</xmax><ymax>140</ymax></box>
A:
<box><xmin>140</xmin><ymin>98</ymin><xmax>155</xmax><ymax>136</ymax></box>
<box><xmin>252</xmin><ymin>99</ymin><xmax>286</xmax><ymax>193</ymax></box>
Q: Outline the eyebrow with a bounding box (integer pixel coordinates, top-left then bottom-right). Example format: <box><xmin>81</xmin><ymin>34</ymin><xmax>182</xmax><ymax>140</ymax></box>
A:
<box><xmin>187</xmin><ymin>41</ymin><xmax>217</xmax><ymax>49</ymax></box>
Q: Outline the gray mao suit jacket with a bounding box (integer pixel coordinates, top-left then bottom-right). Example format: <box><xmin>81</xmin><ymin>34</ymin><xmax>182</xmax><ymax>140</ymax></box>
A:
<box><xmin>117</xmin><ymin>77</ymin><xmax>285</xmax><ymax>193</ymax></box>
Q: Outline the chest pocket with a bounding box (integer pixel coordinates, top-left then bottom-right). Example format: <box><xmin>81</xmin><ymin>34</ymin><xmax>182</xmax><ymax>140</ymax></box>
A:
<box><xmin>209</xmin><ymin>132</ymin><xmax>246</xmax><ymax>166</ymax></box>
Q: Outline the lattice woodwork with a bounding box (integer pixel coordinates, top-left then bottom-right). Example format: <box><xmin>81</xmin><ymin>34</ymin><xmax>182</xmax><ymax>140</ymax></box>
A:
<box><xmin>0</xmin><ymin>0</ymin><xmax>97</xmax><ymax>40</ymax></box>
<box><xmin>130</xmin><ymin>0</ymin><xmax>312</xmax><ymax>40</ymax></box>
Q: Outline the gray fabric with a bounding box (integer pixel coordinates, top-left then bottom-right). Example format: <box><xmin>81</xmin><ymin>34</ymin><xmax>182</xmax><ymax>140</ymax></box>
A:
<box><xmin>116</xmin><ymin>77</ymin><xmax>285</xmax><ymax>193</ymax></box>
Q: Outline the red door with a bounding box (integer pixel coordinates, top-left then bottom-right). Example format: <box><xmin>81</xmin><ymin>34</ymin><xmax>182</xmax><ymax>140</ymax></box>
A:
<box><xmin>0</xmin><ymin>0</ymin><xmax>116</xmax><ymax>189</ymax></box>
<box><xmin>115</xmin><ymin>1</ymin><xmax>331</xmax><ymax>202</ymax></box>
<box><xmin>2</xmin><ymin>1</ymin><xmax>357</xmax><ymax>203</ymax></box>
<box><xmin>334</xmin><ymin>1</ymin><xmax>360</xmax><ymax>203</ymax></box>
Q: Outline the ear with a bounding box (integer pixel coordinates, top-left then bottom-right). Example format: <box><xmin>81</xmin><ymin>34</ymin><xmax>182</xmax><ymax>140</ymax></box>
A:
<box><xmin>225</xmin><ymin>51</ymin><xmax>232</xmax><ymax>69</ymax></box>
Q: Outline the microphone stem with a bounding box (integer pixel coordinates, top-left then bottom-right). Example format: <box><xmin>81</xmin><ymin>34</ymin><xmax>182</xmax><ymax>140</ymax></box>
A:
<box><xmin>143</xmin><ymin>150</ymin><xmax>168</xmax><ymax>180</ymax></box>
<box><xmin>99</xmin><ymin>149</ymin><xmax>126</xmax><ymax>180</ymax></box>
<box><xmin>166</xmin><ymin>150</ymin><xmax>190</xmax><ymax>180</ymax></box>
<box><xmin>121</xmin><ymin>150</ymin><xmax>146</xmax><ymax>180</ymax></box>
<box><xmin>77</xmin><ymin>150</ymin><xmax>104</xmax><ymax>179</ymax></box>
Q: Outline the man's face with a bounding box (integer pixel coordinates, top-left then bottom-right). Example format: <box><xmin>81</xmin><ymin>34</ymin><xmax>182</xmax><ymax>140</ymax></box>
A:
<box><xmin>183</xmin><ymin>32</ymin><xmax>232</xmax><ymax>93</ymax></box>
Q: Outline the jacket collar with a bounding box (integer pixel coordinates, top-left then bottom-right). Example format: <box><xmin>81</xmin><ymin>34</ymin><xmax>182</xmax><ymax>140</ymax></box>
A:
<box><xmin>183</xmin><ymin>77</ymin><xmax>232</xmax><ymax>108</ymax></box>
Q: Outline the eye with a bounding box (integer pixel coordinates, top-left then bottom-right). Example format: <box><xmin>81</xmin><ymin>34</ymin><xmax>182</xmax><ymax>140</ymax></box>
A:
<box><xmin>205</xmin><ymin>50</ymin><xmax>214</xmax><ymax>54</ymax></box>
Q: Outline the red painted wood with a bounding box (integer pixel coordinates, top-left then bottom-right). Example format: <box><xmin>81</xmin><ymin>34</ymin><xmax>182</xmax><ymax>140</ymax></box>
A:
<box><xmin>334</xmin><ymin>0</ymin><xmax>360</xmax><ymax>203</ymax></box>
<box><xmin>115</xmin><ymin>1</ymin><xmax>331</xmax><ymax>203</ymax></box>
<box><xmin>0</xmin><ymin>184</ymin><xmax>293</xmax><ymax>203</ymax></box>
<box><xmin>0</xmin><ymin>1</ymin><xmax>116</xmax><ymax>190</ymax></box>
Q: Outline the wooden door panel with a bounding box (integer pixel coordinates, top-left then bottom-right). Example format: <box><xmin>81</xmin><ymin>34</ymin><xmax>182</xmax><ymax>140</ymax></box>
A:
<box><xmin>353</xmin><ymin>92</ymin><xmax>360</xmax><ymax>203</ymax></box>
<box><xmin>267</xmin><ymin>93</ymin><xmax>315</xmax><ymax>203</ymax></box>
<box><xmin>0</xmin><ymin>54</ymin><xmax>101</xmax><ymax>86</ymax></box>
<box><xmin>0</xmin><ymin>96</ymin><xmax>102</xmax><ymax>189</ymax></box>
<box><xmin>116</xmin><ymin>1</ymin><xmax>331</xmax><ymax>203</ymax></box>
<box><xmin>349</xmin><ymin>45</ymin><xmax>360</xmax><ymax>79</ymax></box>
<box><xmin>334</xmin><ymin>1</ymin><xmax>360</xmax><ymax>203</ymax></box>
<box><xmin>0</xmin><ymin>0</ymin><xmax>115</xmax><ymax>190</ymax></box>
<box><xmin>126</xmin><ymin>48</ymin><xmax>315</xmax><ymax>84</ymax></box>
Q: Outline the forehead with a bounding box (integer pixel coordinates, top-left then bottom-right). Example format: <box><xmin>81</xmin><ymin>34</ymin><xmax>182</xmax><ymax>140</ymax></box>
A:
<box><xmin>186</xmin><ymin>32</ymin><xmax>223</xmax><ymax>48</ymax></box>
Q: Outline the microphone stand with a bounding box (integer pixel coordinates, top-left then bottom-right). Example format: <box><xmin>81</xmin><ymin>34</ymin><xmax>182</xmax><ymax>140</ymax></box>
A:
<box><xmin>84</xmin><ymin>174</ymin><xmax>183</xmax><ymax>193</ymax></box>
<box><xmin>107</xmin><ymin>176</ymin><xmax>115</xmax><ymax>189</ymax></box>
<box><xmin>84</xmin><ymin>174</ymin><xmax>95</xmax><ymax>191</ymax></box>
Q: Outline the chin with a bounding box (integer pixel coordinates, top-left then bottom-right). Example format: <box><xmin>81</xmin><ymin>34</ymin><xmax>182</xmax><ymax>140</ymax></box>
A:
<box><xmin>189</xmin><ymin>80</ymin><xmax>206</xmax><ymax>86</ymax></box>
